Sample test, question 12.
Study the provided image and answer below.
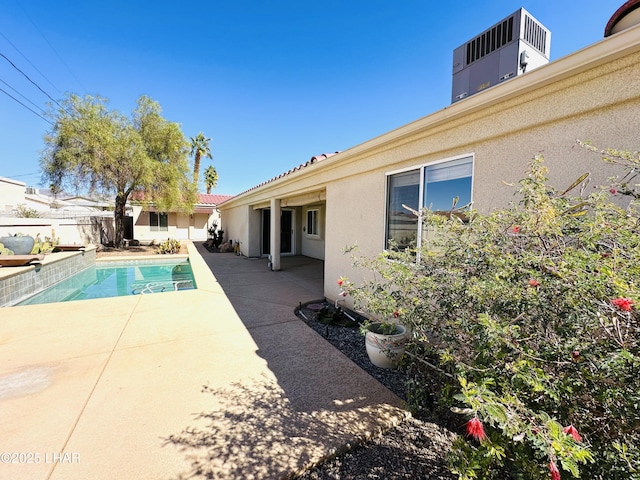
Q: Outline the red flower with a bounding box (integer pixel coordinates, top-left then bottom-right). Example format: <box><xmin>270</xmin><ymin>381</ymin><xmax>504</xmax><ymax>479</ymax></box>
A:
<box><xmin>512</xmin><ymin>226</ymin><xmax>520</xmax><ymax>233</ymax></box>
<box><xmin>465</xmin><ymin>417</ymin><xmax>488</xmax><ymax>442</ymax></box>
<box><xmin>610</xmin><ymin>188</ymin><xmax>617</xmax><ymax>195</ymax></box>
<box><xmin>563</xmin><ymin>424</ymin><xmax>582</xmax><ymax>442</ymax></box>
<box><xmin>572</xmin><ymin>350</ymin><xmax>580</xmax><ymax>360</ymax></box>
<box><xmin>393</xmin><ymin>310</ymin><xmax>400</xmax><ymax>318</ymax></box>
<box><xmin>611</xmin><ymin>297</ymin><xmax>634</xmax><ymax>312</ymax></box>
<box><xmin>549</xmin><ymin>460</ymin><xmax>561</xmax><ymax>480</ymax></box>
<box><xmin>337</xmin><ymin>278</ymin><xmax>344</xmax><ymax>286</ymax></box>
<box><xmin>528</xmin><ymin>279</ymin><xmax>540</xmax><ymax>287</ymax></box>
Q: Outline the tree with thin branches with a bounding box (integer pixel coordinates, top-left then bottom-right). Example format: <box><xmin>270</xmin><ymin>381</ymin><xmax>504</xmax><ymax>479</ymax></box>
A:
<box><xmin>41</xmin><ymin>94</ymin><xmax>196</xmax><ymax>247</ymax></box>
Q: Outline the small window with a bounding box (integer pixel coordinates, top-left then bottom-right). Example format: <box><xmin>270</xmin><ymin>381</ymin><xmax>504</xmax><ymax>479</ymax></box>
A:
<box><xmin>150</xmin><ymin>212</ymin><xmax>168</xmax><ymax>232</ymax></box>
<box><xmin>306</xmin><ymin>209</ymin><xmax>319</xmax><ymax>237</ymax></box>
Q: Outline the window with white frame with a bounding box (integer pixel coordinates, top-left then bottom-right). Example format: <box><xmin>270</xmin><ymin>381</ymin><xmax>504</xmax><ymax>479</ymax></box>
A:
<box><xmin>386</xmin><ymin>155</ymin><xmax>473</xmax><ymax>249</ymax></box>
<box><xmin>149</xmin><ymin>211</ymin><xmax>168</xmax><ymax>232</ymax></box>
<box><xmin>306</xmin><ymin>209</ymin><xmax>320</xmax><ymax>237</ymax></box>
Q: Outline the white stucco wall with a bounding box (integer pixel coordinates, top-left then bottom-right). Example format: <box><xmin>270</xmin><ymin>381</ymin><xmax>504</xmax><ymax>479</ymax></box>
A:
<box><xmin>0</xmin><ymin>177</ymin><xmax>26</xmax><ymax>212</ymax></box>
<box><xmin>219</xmin><ymin>204</ymin><xmax>256</xmax><ymax>256</ymax></box>
<box><xmin>0</xmin><ymin>217</ymin><xmax>103</xmax><ymax>245</ymax></box>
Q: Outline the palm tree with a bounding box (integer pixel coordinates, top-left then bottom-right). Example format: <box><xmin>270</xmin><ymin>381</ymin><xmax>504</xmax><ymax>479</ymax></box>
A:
<box><xmin>204</xmin><ymin>165</ymin><xmax>218</xmax><ymax>194</ymax></box>
<box><xmin>190</xmin><ymin>132</ymin><xmax>212</xmax><ymax>187</ymax></box>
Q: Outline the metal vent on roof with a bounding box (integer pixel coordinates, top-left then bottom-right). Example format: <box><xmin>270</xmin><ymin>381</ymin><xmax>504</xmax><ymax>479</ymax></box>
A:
<box><xmin>451</xmin><ymin>8</ymin><xmax>551</xmax><ymax>104</ymax></box>
<box><xmin>466</xmin><ymin>15</ymin><xmax>515</xmax><ymax>66</ymax></box>
<box><xmin>523</xmin><ymin>14</ymin><xmax>547</xmax><ymax>55</ymax></box>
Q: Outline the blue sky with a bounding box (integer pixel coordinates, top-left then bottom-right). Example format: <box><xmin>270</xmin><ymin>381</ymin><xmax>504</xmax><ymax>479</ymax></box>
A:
<box><xmin>0</xmin><ymin>1</ymin><xmax>624</xmax><ymax>195</ymax></box>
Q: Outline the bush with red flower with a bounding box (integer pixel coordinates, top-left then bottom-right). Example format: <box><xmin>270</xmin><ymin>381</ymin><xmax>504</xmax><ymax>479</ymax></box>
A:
<box><xmin>345</xmin><ymin>150</ymin><xmax>639</xmax><ymax>479</ymax></box>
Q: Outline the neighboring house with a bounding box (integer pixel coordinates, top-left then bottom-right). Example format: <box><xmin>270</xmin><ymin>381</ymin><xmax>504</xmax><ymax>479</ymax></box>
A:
<box><xmin>0</xmin><ymin>176</ymin><xmax>234</xmax><ymax>244</ymax></box>
<box><xmin>130</xmin><ymin>193</ymin><xmax>234</xmax><ymax>242</ymax></box>
<box><xmin>58</xmin><ymin>195</ymin><xmax>113</xmax><ymax>213</ymax></box>
<box><xmin>0</xmin><ymin>179</ymin><xmax>112</xmax><ymax>216</ymax></box>
<box><xmin>218</xmin><ymin>5</ymin><xmax>640</xmax><ymax>309</ymax></box>
<box><xmin>0</xmin><ymin>176</ymin><xmax>27</xmax><ymax>213</ymax></box>
<box><xmin>0</xmin><ymin>178</ymin><xmax>111</xmax><ymax>244</ymax></box>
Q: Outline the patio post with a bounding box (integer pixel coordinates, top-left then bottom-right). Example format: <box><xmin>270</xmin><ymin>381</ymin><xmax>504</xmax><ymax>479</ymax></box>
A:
<box><xmin>270</xmin><ymin>198</ymin><xmax>281</xmax><ymax>271</ymax></box>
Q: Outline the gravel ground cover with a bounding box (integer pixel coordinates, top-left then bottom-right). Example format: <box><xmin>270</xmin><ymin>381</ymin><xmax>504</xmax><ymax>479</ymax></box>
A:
<box><xmin>295</xmin><ymin>301</ymin><xmax>457</xmax><ymax>480</ymax></box>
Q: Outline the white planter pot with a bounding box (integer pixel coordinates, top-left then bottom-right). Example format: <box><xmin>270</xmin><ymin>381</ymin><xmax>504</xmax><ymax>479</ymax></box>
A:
<box><xmin>365</xmin><ymin>323</ymin><xmax>407</xmax><ymax>369</ymax></box>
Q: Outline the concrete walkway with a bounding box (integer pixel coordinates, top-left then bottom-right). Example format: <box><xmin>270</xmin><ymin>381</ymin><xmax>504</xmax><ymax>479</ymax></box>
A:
<box><xmin>0</xmin><ymin>243</ymin><xmax>407</xmax><ymax>479</ymax></box>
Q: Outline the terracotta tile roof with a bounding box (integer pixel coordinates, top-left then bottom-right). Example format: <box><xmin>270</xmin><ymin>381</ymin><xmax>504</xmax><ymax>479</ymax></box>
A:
<box><xmin>198</xmin><ymin>193</ymin><xmax>234</xmax><ymax>205</ymax></box>
<box><xmin>129</xmin><ymin>192</ymin><xmax>233</xmax><ymax>209</ymax></box>
<box><xmin>238</xmin><ymin>152</ymin><xmax>340</xmax><ymax>196</ymax></box>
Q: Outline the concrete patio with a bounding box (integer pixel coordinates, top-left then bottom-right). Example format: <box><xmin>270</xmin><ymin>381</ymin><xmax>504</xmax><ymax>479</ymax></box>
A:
<box><xmin>0</xmin><ymin>242</ymin><xmax>407</xmax><ymax>479</ymax></box>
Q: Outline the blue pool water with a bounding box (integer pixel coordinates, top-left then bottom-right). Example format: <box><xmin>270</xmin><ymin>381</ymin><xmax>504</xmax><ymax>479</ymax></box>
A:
<box><xmin>18</xmin><ymin>260</ymin><xmax>196</xmax><ymax>306</ymax></box>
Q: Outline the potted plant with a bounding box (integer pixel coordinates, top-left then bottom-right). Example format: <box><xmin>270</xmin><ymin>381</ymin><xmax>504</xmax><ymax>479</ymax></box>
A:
<box><xmin>337</xmin><ymin>277</ymin><xmax>408</xmax><ymax>368</ymax></box>
<box><xmin>0</xmin><ymin>233</ymin><xmax>35</xmax><ymax>255</ymax></box>
<box><xmin>362</xmin><ymin>320</ymin><xmax>407</xmax><ymax>369</ymax></box>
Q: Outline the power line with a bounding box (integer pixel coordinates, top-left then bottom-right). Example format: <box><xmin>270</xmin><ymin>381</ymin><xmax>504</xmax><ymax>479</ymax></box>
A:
<box><xmin>0</xmin><ymin>50</ymin><xmax>63</xmax><ymax>110</ymax></box>
<box><xmin>0</xmin><ymin>30</ymin><xmax>60</xmax><ymax>94</ymax></box>
<box><xmin>0</xmin><ymin>75</ymin><xmax>48</xmax><ymax>114</ymax></box>
<box><xmin>15</xmin><ymin>0</ymin><xmax>87</xmax><ymax>93</ymax></box>
<box><xmin>6</xmin><ymin>171</ymin><xmax>41</xmax><ymax>179</ymax></box>
<box><xmin>0</xmin><ymin>86</ymin><xmax>53</xmax><ymax>125</ymax></box>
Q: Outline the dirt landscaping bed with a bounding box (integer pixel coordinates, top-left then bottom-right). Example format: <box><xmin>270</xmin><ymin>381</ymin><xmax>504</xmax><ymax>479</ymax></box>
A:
<box><xmin>95</xmin><ymin>242</ymin><xmax>189</xmax><ymax>258</ymax></box>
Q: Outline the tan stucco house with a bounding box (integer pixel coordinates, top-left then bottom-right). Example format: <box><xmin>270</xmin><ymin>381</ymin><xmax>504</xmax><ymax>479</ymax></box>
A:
<box><xmin>218</xmin><ymin>6</ymin><xmax>640</xmax><ymax>310</ymax></box>
<box><xmin>131</xmin><ymin>193</ymin><xmax>233</xmax><ymax>243</ymax></box>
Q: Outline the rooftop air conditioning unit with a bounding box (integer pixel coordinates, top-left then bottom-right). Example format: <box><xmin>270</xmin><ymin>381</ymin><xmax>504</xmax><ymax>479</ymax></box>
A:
<box><xmin>25</xmin><ymin>187</ymin><xmax>38</xmax><ymax>195</ymax></box>
<box><xmin>451</xmin><ymin>8</ymin><xmax>551</xmax><ymax>103</ymax></box>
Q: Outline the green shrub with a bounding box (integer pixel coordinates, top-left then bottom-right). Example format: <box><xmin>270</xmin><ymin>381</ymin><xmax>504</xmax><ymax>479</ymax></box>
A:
<box><xmin>343</xmin><ymin>151</ymin><xmax>639</xmax><ymax>479</ymax></box>
<box><xmin>15</xmin><ymin>204</ymin><xmax>40</xmax><ymax>218</ymax></box>
<box><xmin>155</xmin><ymin>238</ymin><xmax>181</xmax><ymax>254</ymax></box>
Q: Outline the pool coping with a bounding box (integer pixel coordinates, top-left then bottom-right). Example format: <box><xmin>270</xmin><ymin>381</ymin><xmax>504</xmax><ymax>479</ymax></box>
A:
<box><xmin>0</xmin><ymin>246</ymin><xmax>97</xmax><ymax>282</ymax></box>
<box><xmin>0</xmin><ymin>247</ymin><xmax>97</xmax><ymax>307</ymax></box>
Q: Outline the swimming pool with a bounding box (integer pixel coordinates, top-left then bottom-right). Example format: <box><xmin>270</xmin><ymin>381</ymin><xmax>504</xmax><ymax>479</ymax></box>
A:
<box><xmin>18</xmin><ymin>260</ymin><xmax>196</xmax><ymax>306</ymax></box>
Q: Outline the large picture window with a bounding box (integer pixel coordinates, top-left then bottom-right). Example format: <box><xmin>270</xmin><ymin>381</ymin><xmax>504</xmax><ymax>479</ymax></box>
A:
<box><xmin>386</xmin><ymin>155</ymin><xmax>473</xmax><ymax>249</ymax></box>
<box><xmin>150</xmin><ymin>211</ymin><xmax>168</xmax><ymax>232</ymax></box>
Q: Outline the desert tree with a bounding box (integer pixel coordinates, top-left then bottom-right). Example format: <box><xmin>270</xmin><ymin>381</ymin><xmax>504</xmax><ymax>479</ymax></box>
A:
<box><xmin>41</xmin><ymin>94</ymin><xmax>196</xmax><ymax>247</ymax></box>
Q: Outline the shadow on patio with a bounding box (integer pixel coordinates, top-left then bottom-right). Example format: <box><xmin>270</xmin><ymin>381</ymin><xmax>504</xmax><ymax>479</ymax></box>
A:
<box><xmin>163</xmin><ymin>245</ymin><xmax>408</xmax><ymax>478</ymax></box>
